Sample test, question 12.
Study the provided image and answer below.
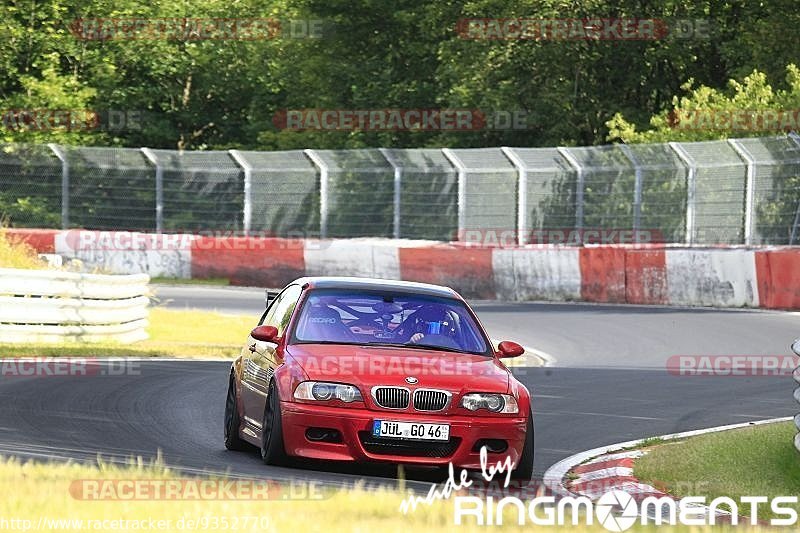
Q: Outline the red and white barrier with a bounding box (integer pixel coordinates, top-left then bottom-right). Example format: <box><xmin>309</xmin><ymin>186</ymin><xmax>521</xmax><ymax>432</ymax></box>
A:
<box><xmin>7</xmin><ymin>229</ymin><xmax>800</xmax><ymax>310</ymax></box>
<box><xmin>665</xmin><ymin>249</ymin><xmax>759</xmax><ymax>307</ymax></box>
<box><xmin>493</xmin><ymin>247</ymin><xmax>582</xmax><ymax>301</ymax></box>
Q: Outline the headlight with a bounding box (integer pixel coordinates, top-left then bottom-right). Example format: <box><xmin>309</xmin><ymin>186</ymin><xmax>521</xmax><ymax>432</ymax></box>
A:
<box><xmin>461</xmin><ymin>393</ymin><xmax>519</xmax><ymax>413</ymax></box>
<box><xmin>294</xmin><ymin>381</ymin><xmax>363</xmax><ymax>403</ymax></box>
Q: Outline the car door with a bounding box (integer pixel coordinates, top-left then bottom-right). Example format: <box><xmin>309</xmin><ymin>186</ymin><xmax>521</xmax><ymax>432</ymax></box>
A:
<box><xmin>240</xmin><ymin>284</ymin><xmax>303</xmax><ymax>429</ymax></box>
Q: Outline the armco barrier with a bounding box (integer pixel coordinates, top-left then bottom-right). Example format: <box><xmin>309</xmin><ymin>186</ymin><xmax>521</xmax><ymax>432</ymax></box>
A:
<box><xmin>9</xmin><ymin>229</ymin><xmax>800</xmax><ymax>310</ymax></box>
<box><xmin>0</xmin><ymin>268</ymin><xmax>149</xmax><ymax>343</ymax></box>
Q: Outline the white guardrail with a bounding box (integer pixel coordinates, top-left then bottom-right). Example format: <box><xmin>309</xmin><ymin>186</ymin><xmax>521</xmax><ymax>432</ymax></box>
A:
<box><xmin>0</xmin><ymin>268</ymin><xmax>149</xmax><ymax>343</ymax></box>
<box><xmin>794</xmin><ymin>339</ymin><xmax>800</xmax><ymax>454</ymax></box>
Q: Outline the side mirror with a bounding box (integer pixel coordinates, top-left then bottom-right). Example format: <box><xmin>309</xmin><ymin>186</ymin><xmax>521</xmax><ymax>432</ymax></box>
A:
<box><xmin>497</xmin><ymin>341</ymin><xmax>524</xmax><ymax>358</ymax></box>
<box><xmin>792</xmin><ymin>339</ymin><xmax>800</xmax><ymax>357</ymax></box>
<box><xmin>251</xmin><ymin>325</ymin><xmax>279</xmax><ymax>343</ymax></box>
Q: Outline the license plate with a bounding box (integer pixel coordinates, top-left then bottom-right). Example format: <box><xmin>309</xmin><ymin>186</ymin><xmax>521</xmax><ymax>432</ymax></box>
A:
<box><xmin>372</xmin><ymin>420</ymin><xmax>450</xmax><ymax>441</ymax></box>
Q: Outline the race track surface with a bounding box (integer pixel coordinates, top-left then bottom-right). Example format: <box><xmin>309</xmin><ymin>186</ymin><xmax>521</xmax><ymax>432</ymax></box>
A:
<box><xmin>0</xmin><ymin>284</ymin><xmax>796</xmax><ymax>489</ymax></box>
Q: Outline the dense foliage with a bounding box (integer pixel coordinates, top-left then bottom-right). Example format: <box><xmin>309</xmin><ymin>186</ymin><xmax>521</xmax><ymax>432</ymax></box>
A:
<box><xmin>2</xmin><ymin>0</ymin><xmax>799</xmax><ymax>150</ymax></box>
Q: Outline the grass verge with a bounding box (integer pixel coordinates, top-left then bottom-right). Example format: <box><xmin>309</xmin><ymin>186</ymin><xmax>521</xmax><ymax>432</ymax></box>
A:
<box><xmin>634</xmin><ymin>421</ymin><xmax>800</xmax><ymax>519</ymax></box>
<box><xmin>0</xmin><ymin>456</ymin><xmax>761</xmax><ymax>532</ymax></box>
<box><xmin>150</xmin><ymin>276</ymin><xmax>230</xmax><ymax>286</ymax></box>
<box><xmin>0</xmin><ymin>228</ymin><xmax>46</xmax><ymax>269</ymax></box>
<box><xmin>0</xmin><ymin>307</ymin><xmax>254</xmax><ymax>358</ymax></box>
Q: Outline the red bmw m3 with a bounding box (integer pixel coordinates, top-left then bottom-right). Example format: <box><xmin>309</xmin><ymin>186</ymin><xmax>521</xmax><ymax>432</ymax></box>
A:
<box><xmin>224</xmin><ymin>277</ymin><xmax>534</xmax><ymax>480</ymax></box>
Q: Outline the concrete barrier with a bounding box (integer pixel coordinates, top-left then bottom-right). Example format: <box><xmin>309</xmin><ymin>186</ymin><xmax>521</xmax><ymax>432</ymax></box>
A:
<box><xmin>399</xmin><ymin>244</ymin><xmax>495</xmax><ymax>299</ymax></box>
<box><xmin>665</xmin><ymin>249</ymin><xmax>759</xmax><ymax>307</ymax></box>
<box><xmin>755</xmin><ymin>248</ymin><xmax>800</xmax><ymax>309</ymax></box>
<box><xmin>623</xmin><ymin>247</ymin><xmax>668</xmax><ymax>305</ymax></box>
<box><xmin>579</xmin><ymin>247</ymin><xmax>626</xmax><ymax>303</ymax></box>
<box><xmin>4</xmin><ymin>228</ymin><xmax>58</xmax><ymax>253</ymax></box>
<box><xmin>493</xmin><ymin>247</ymin><xmax>581</xmax><ymax>301</ymax></box>
<box><xmin>8</xmin><ymin>228</ymin><xmax>800</xmax><ymax>309</ymax></box>
<box><xmin>192</xmin><ymin>235</ymin><xmax>305</xmax><ymax>287</ymax></box>
<box><xmin>0</xmin><ymin>267</ymin><xmax>149</xmax><ymax>343</ymax></box>
<box><xmin>304</xmin><ymin>239</ymin><xmax>401</xmax><ymax>279</ymax></box>
<box><xmin>54</xmin><ymin>230</ymin><xmax>192</xmax><ymax>278</ymax></box>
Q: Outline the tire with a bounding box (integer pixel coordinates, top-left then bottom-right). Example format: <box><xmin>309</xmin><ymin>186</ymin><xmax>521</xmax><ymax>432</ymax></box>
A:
<box><xmin>511</xmin><ymin>412</ymin><xmax>534</xmax><ymax>481</ymax></box>
<box><xmin>224</xmin><ymin>374</ymin><xmax>246</xmax><ymax>451</ymax></box>
<box><xmin>261</xmin><ymin>380</ymin><xmax>288</xmax><ymax>465</ymax></box>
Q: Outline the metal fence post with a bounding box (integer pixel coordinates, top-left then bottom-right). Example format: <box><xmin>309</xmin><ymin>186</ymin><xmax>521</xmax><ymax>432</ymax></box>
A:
<box><xmin>229</xmin><ymin>150</ymin><xmax>253</xmax><ymax>236</ymax></box>
<box><xmin>47</xmin><ymin>144</ymin><xmax>69</xmax><ymax>229</ymax></box>
<box><xmin>556</xmin><ymin>147</ymin><xmax>584</xmax><ymax>237</ymax></box>
<box><xmin>303</xmin><ymin>149</ymin><xmax>328</xmax><ymax>239</ymax></box>
<box><xmin>790</xmin><ymin>200</ymin><xmax>800</xmax><ymax>246</ymax></box>
<box><xmin>793</xmin><ymin>339</ymin><xmax>800</xmax><ymax>454</ymax></box>
<box><xmin>379</xmin><ymin>148</ymin><xmax>402</xmax><ymax>239</ymax></box>
<box><xmin>501</xmin><ymin>147</ymin><xmax>527</xmax><ymax>245</ymax></box>
<box><xmin>441</xmin><ymin>148</ymin><xmax>466</xmax><ymax>242</ymax></box>
<box><xmin>668</xmin><ymin>142</ymin><xmax>696</xmax><ymax>245</ymax></box>
<box><xmin>140</xmin><ymin>148</ymin><xmax>163</xmax><ymax>233</ymax></box>
<box><xmin>620</xmin><ymin>144</ymin><xmax>643</xmax><ymax>239</ymax></box>
<box><xmin>728</xmin><ymin>139</ymin><xmax>756</xmax><ymax>245</ymax></box>
<box><xmin>787</xmin><ymin>133</ymin><xmax>800</xmax><ymax>245</ymax></box>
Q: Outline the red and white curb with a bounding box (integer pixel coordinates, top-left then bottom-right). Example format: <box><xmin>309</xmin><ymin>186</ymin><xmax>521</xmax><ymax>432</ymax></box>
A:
<box><xmin>542</xmin><ymin>417</ymin><xmax>792</xmax><ymax>524</ymax></box>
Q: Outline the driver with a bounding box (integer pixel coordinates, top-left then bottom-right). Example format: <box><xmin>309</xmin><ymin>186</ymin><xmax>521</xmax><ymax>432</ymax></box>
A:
<box><xmin>406</xmin><ymin>305</ymin><xmax>457</xmax><ymax>344</ymax></box>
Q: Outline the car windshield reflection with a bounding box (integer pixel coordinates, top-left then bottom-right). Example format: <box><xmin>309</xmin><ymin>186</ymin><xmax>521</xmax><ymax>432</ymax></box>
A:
<box><xmin>291</xmin><ymin>289</ymin><xmax>491</xmax><ymax>355</ymax></box>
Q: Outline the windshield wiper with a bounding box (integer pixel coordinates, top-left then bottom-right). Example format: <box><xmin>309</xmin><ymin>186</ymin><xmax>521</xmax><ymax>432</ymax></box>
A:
<box><xmin>401</xmin><ymin>343</ymin><xmax>476</xmax><ymax>355</ymax></box>
<box><xmin>296</xmin><ymin>340</ymin><xmax>410</xmax><ymax>350</ymax></box>
<box><xmin>294</xmin><ymin>340</ymin><xmax>364</xmax><ymax>346</ymax></box>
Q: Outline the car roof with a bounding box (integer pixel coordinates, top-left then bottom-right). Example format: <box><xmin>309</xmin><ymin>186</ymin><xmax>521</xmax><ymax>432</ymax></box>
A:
<box><xmin>289</xmin><ymin>276</ymin><xmax>459</xmax><ymax>298</ymax></box>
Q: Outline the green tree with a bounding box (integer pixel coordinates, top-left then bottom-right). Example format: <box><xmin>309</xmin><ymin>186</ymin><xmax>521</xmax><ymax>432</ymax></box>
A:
<box><xmin>607</xmin><ymin>64</ymin><xmax>800</xmax><ymax>143</ymax></box>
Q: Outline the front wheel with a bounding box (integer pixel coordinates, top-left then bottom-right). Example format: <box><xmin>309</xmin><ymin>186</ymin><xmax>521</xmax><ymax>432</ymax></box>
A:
<box><xmin>261</xmin><ymin>381</ymin><xmax>288</xmax><ymax>465</ymax></box>
<box><xmin>511</xmin><ymin>413</ymin><xmax>534</xmax><ymax>481</ymax></box>
<box><xmin>224</xmin><ymin>374</ymin><xmax>246</xmax><ymax>451</ymax></box>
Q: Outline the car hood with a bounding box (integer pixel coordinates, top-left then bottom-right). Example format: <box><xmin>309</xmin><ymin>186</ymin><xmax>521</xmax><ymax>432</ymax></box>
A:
<box><xmin>285</xmin><ymin>343</ymin><xmax>511</xmax><ymax>394</ymax></box>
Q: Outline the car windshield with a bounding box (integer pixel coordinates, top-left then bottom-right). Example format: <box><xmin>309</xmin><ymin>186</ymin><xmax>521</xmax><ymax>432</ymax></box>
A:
<box><xmin>292</xmin><ymin>289</ymin><xmax>490</xmax><ymax>355</ymax></box>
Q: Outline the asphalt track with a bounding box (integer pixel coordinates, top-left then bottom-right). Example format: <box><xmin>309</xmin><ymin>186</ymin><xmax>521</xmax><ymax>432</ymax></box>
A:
<box><xmin>0</xmin><ymin>284</ymin><xmax>797</xmax><ymax>490</ymax></box>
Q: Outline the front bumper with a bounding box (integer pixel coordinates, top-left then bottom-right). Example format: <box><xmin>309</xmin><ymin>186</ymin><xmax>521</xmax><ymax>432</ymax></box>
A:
<box><xmin>280</xmin><ymin>401</ymin><xmax>528</xmax><ymax>469</ymax></box>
